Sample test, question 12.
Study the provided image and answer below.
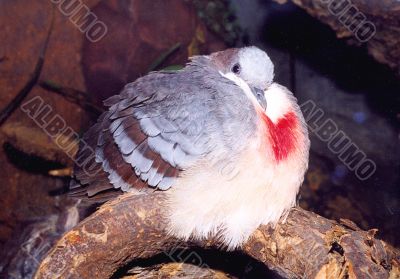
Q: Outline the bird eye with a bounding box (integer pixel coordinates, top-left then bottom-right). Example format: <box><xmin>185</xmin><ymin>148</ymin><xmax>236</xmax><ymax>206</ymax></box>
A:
<box><xmin>231</xmin><ymin>63</ymin><xmax>241</xmax><ymax>74</ymax></box>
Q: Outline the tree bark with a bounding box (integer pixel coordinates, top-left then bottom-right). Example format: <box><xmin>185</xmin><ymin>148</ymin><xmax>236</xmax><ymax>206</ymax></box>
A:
<box><xmin>34</xmin><ymin>192</ymin><xmax>400</xmax><ymax>279</ymax></box>
<box><xmin>275</xmin><ymin>0</ymin><xmax>400</xmax><ymax>74</ymax></box>
<box><xmin>122</xmin><ymin>263</ymin><xmax>232</xmax><ymax>279</ymax></box>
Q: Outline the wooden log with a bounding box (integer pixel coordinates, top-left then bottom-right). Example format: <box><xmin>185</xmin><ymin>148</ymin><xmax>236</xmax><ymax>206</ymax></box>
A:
<box><xmin>35</xmin><ymin>192</ymin><xmax>400</xmax><ymax>279</ymax></box>
<box><xmin>123</xmin><ymin>263</ymin><xmax>232</xmax><ymax>279</ymax></box>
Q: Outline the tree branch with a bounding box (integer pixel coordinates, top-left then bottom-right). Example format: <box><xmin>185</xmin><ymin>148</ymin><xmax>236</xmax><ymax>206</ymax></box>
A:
<box><xmin>35</xmin><ymin>192</ymin><xmax>400</xmax><ymax>279</ymax></box>
<box><xmin>123</xmin><ymin>263</ymin><xmax>232</xmax><ymax>279</ymax></box>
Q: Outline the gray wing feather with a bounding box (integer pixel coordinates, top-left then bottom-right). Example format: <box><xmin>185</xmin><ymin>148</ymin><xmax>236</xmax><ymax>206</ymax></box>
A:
<box><xmin>111</xmin><ymin>63</ymin><xmax>258</xmax><ymax>183</ymax></box>
<box><xmin>75</xmin><ymin>57</ymin><xmax>258</xmax><ymax>194</ymax></box>
<box><xmin>123</xmin><ymin>141</ymin><xmax>154</xmax><ymax>173</ymax></box>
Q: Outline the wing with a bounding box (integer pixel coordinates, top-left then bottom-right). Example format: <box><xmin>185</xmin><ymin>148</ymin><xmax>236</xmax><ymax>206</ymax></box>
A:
<box><xmin>71</xmin><ymin>57</ymin><xmax>259</xmax><ymax>198</ymax></box>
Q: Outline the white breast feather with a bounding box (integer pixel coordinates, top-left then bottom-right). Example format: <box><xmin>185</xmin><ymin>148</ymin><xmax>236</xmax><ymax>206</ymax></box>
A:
<box><xmin>165</xmin><ymin>73</ymin><xmax>308</xmax><ymax>249</ymax></box>
<box><xmin>165</xmin><ymin>132</ymin><xmax>308</xmax><ymax>250</ymax></box>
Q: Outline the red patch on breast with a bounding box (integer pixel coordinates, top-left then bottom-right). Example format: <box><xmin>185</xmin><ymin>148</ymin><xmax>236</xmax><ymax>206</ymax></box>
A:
<box><xmin>259</xmin><ymin>111</ymin><xmax>299</xmax><ymax>162</ymax></box>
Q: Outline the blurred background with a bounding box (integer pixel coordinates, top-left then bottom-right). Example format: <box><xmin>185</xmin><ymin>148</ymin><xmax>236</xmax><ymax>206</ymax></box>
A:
<box><xmin>0</xmin><ymin>0</ymin><xmax>399</xmax><ymax>278</ymax></box>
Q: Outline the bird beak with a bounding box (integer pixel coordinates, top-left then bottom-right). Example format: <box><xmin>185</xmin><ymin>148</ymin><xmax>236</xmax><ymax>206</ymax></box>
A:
<box><xmin>252</xmin><ymin>87</ymin><xmax>267</xmax><ymax>111</ymax></box>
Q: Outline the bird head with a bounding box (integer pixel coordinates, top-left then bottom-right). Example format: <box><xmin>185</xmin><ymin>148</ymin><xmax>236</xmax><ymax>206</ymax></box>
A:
<box><xmin>210</xmin><ymin>46</ymin><xmax>274</xmax><ymax>88</ymax></box>
<box><xmin>210</xmin><ymin>46</ymin><xmax>299</xmax><ymax>124</ymax></box>
<box><xmin>211</xmin><ymin>47</ymin><xmax>307</xmax><ymax>162</ymax></box>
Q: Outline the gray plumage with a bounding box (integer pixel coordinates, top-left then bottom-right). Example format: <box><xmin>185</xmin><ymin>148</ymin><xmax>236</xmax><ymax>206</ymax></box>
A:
<box><xmin>72</xmin><ymin>55</ymin><xmax>258</xmax><ymax>195</ymax></box>
<box><xmin>70</xmin><ymin>47</ymin><xmax>310</xmax><ymax>250</ymax></box>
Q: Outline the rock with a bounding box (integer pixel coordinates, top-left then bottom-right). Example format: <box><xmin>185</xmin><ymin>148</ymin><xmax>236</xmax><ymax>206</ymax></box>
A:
<box><xmin>82</xmin><ymin>0</ymin><xmax>226</xmax><ymax>103</ymax></box>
